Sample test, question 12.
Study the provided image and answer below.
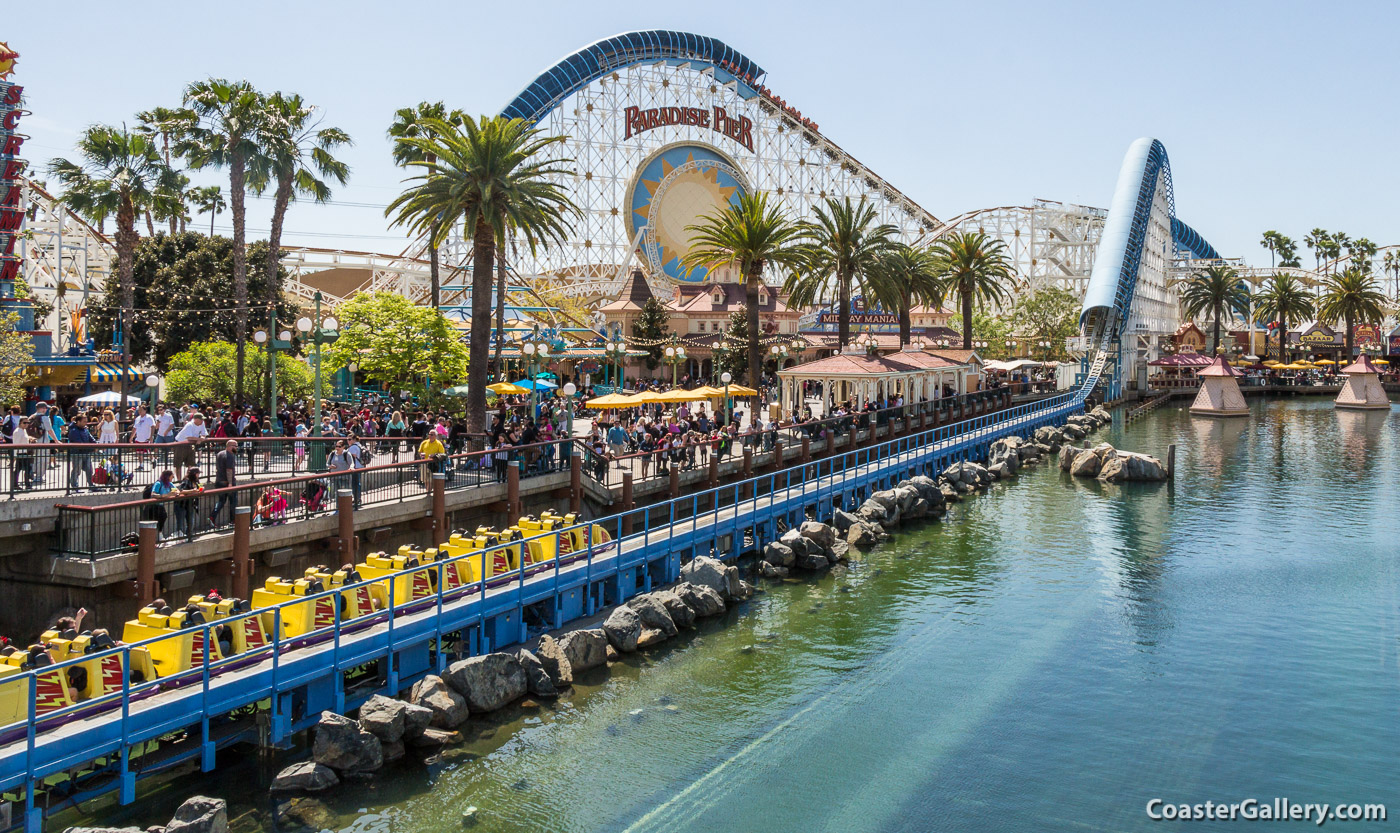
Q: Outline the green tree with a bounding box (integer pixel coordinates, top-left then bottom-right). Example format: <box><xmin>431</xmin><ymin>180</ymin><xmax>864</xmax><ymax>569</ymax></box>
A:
<box><xmin>1304</xmin><ymin>228</ymin><xmax>1330</xmax><ymax>276</ymax></box>
<box><xmin>929</xmin><ymin>231</ymin><xmax>1015</xmax><ymax>349</ymax></box>
<box><xmin>86</xmin><ymin>233</ymin><xmax>297</xmax><ymax>370</ymax></box>
<box><xmin>1177</xmin><ymin>264</ymin><xmax>1250</xmax><ymax>353</ymax></box>
<box><xmin>1317</xmin><ymin>267</ymin><xmax>1388</xmax><ymax>359</ymax></box>
<box><xmin>386</xmin><ymin>115</ymin><xmax>576</xmax><ymax>441</ymax></box>
<box><xmin>947</xmin><ymin>311</ymin><xmax>1014</xmax><ymax>359</ymax></box>
<box><xmin>165</xmin><ymin>341</ymin><xmax>313</xmax><ymax>406</ymax></box>
<box><xmin>48</xmin><ymin>124</ymin><xmax>179</xmax><ymax>403</ymax></box>
<box><xmin>254</xmin><ymin>92</ymin><xmax>352</xmax><ymax>317</ymax></box>
<box><xmin>1009</xmin><ymin>287</ymin><xmax>1081</xmax><ymax>360</ymax></box>
<box><xmin>867</xmin><ymin>242</ymin><xmax>942</xmax><ymax>346</ymax></box>
<box><xmin>387</xmin><ymin>103</ymin><xmax>465</xmax><ymax>310</ymax></box>
<box><xmin>177</xmin><ymin>78</ymin><xmax>270</xmax><ymax>405</ymax></box>
<box><xmin>324</xmin><ymin>292</ymin><xmax>469</xmax><ymax>401</ymax></box>
<box><xmin>717</xmin><ymin>310</ymin><xmax>750</xmax><ymax>380</ymax></box>
<box><xmin>682</xmin><ymin>192</ymin><xmax>805</xmax><ymax>388</ymax></box>
<box><xmin>631</xmin><ymin>296</ymin><xmax>671</xmax><ymax>370</ymax></box>
<box><xmin>135</xmin><ymin>105</ymin><xmax>192</xmax><ymax>235</ymax></box>
<box><xmin>1254</xmin><ymin>273</ymin><xmax>1315</xmax><ymax>363</ymax></box>
<box><xmin>0</xmin><ymin>313</ymin><xmax>37</xmax><ymax>409</ymax></box>
<box><xmin>782</xmin><ymin>196</ymin><xmax>897</xmax><ymax>350</ymax></box>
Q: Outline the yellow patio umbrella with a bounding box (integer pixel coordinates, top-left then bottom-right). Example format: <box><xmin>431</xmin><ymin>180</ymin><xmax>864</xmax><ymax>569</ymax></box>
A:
<box><xmin>487</xmin><ymin>382</ymin><xmax>530</xmax><ymax>395</ymax></box>
<box><xmin>1280</xmin><ymin>362</ymin><xmax>1309</xmax><ymax>370</ymax></box>
<box><xmin>655</xmin><ymin>388</ymin><xmax>702</xmax><ymax>403</ymax></box>
<box><xmin>689</xmin><ymin>385</ymin><xmax>725</xmax><ymax>398</ymax></box>
<box><xmin>724</xmin><ymin>384</ymin><xmax>759</xmax><ymax>397</ymax></box>
<box><xmin>586</xmin><ymin>393</ymin><xmax>637</xmax><ymax>409</ymax></box>
<box><xmin>1313</xmin><ymin>359</ymin><xmax>1336</xmax><ymax>365</ymax></box>
<box><xmin>627</xmin><ymin>390</ymin><xmax>665</xmax><ymax>404</ymax></box>
<box><xmin>1375</xmin><ymin>359</ymin><xmax>1390</xmax><ymax>365</ymax></box>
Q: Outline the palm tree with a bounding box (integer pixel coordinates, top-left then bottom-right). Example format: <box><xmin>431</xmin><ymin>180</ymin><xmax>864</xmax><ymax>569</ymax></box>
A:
<box><xmin>781</xmin><ymin>197</ymin><xmax>896</xmax><ymax>350</ymax></box>
<box><xmin>135</xmin><ymin>105</ymin><xmax>190</xmax><ymax>235</ymax></box>
<box><xmin>1177</xmin><ymin>264</ymin><xmax>1250</xmax><ymax>353</ymax></box>
<box><xmin>1304</xmin><ymin>228</ymin><xmax>1329</xmax><ymax>277</ymax></box>
<box><xmin>1317</xmin><ymin>267</ymin><xmax>1388</xmax><ymax>359</ymax></box>
<box><xmin>177</xmin><ymin>78</ymin><xmax>268</xmax><ymax>405</ymax></box>
<box><xmin>387</xmin><ymin>103</ymin><xmax>465</xmax><ymax>310</ymax></box>
<box><xmin>682</xmin><ymin>192</ymin><xmax>805</xmax><ymax>388</ymax></box>
<box><xmin>1254</xmin><ymin>273</ymin><xmax>1315</xmax><ymax>364</ymax></box>
<box><xmin>253</xmin><ymin>92</ymin><xmax>352</xmax><ymax>319</ymax></box>
<box><xmin>928</xmin><ymin>231</ymin><xmax>1015</xmax><ymax>349</ymax></box>
<box><xmin>386</xmin><ymin>115</ymin><xmax>576</xmax><ymax>440</ymax></box>
<box><xmin>188</xmin><ymin>185</ymin><xmax>225</xmax><ymax>236</ymax></box>
<box><xmin>867</xmin><ymin>243</ymin><xmax>942</xmax><ymax>345</ymax></box>
<box><xmin>1261</xmin><ymin>230</ymin><xmax>1282</xmax><ymax>268</ymax></box>
<box><xmin>1383</xmin><ymin>250</ymin><xmax>1400</xmax><ymax>299</ymax></box>
<box><xmin>48</xmin><ymin>125</ymin><xmax>178</xmax><ymax>402</ymax></box>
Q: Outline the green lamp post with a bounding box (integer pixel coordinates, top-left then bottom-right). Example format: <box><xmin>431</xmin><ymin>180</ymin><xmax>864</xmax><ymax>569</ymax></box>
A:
<box><xmin>663</xmin><ymin>336</ymin><xmax>688</xmax><ymax>388</ymax></box>
<box><xmin>518</xmin><ymin>324</ymin><xmax>552</xmax><ymax>417</ymax></box>
<box><xmin>295</xmin><ymin>290</ymin><xmax>339</xmax><ymax>470</ymax></box>
<box><xmin>253</xmin><ymin>313</ymin><xmax>295</xmax><ymax>434</ymax></box>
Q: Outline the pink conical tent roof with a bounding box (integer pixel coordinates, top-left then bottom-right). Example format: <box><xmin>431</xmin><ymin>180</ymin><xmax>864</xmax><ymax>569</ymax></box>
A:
<box><xmin>1196</xmin><ymin>354</ymin><xmax>1244</xmax><ymax>377</ymax></box>
<box><xmin>1341</xmin><ymin>354</ymin><xmax>1383</xmax><ymax>374</ymax></box>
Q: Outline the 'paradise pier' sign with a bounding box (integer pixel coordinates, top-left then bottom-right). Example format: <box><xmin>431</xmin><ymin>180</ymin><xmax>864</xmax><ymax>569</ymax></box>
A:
<box><xmin>623</xmin><ymin>104</ymin><xmax>755</xmax><ymax>152</ymax></box>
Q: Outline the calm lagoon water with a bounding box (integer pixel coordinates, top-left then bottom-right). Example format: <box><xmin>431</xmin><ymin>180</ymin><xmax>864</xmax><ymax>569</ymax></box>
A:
<box><xmin>103</xmin><ymin>398</ymin><xmax>1400</xmax><ymax>832</ymax></box>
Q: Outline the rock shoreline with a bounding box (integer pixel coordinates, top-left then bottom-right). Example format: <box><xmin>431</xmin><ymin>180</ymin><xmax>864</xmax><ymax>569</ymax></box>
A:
<box><xmin>104</xmin><ymin>406</ymin><xmax>1120</xmax><ymax>829</ymax></box>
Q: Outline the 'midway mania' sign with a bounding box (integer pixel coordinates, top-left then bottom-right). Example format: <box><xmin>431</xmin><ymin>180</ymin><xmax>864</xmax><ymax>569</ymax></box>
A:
<box><xmin>623</xmin><ymin>104</ymin><xmax>755</xmax><ymax>152</ymax></box>
<box><xmin>0</xmin><ymin>43</ymin><xmax>24</xmax><ymax>285</ymax></box>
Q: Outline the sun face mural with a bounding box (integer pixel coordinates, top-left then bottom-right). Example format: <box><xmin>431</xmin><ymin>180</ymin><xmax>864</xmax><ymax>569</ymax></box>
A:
<box><xmin>627</xmin><ymin>143</ymin><xmax>748</xmax><ymax>283</ymax></box>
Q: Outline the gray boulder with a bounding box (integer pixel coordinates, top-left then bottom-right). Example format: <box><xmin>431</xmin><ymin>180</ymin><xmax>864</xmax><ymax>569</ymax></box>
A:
<box><xmin>828</xmin><ymin>539</ymin><xmax>851</xmax><ymax>562</ymax></box>
<box><xmin>164</xmin><ymin>797</ymin><xmax>228</xmax><ymax>833</ymax></box>
<box><xmin>381</xmin><ymin>739</ymin><xmax>405</xmax><ymax>763</ymax></box>
<box><xmin>894</xmin><ymin>486</ymin><xmax>919</xmax><ymax>513</ymax></box>
<box><xmin>1090</xmin><ymin>406</ymin><xmax>1112</xmax><ymax>423</ymax></box>
<box><xmin>408</xmin><ymin>674</ymin><xmax>469</xmax><ymax>729</ymax></box>
<box><xmin>731</xmin><ymin>579</ymin><xmax>754</xmax><ymax>601</ymax></box>
<box><xmin>516</xmin><ymin>649</ymin><xmax>558</xmax><ymax>698</ymax></box>
<box><xmin>988</xmin><ymin>462</ymin><xmax>1008</xmax><ymax>479</ymax></box>
<box><xmin>940</xmin><ymin>484</ymin><xmax>960</xmax><ymax>502</ymax></box>
<box><xmin>651</xmin><ymin>589</ymin><xmax>696</xmax><ymax>629</ymax></box>
<box><xmin>778</xmin><ymin>528</ymin><xmax>809</xmax><ymax>556</ymax></box>
<box><xmin>1070</xmin><ymin>449</ymin><xmax>1102</xmax><ymax>477</ymax></box>
<box><xmin>312</xmin><ymin>711</ymin><xmax>383</xmax><ymax>773</ymax></box>
<box><xmin>603</xmin><ymin>605</ymin><xmax>642</xmax><ymax>652</ymax></box>
<box><xmin>847</xmin><ymin>522</ymin><xmax>879</xmax><ymax>550</ymax></box>
<box><xmin>832</xmin><ymin>509</ymin><xmax>860</xmax><ymax>531</ymax></box>
<box><xmin>271</xmin><ymin>761</ymin><xmax>339</xmax><ymax>793</ymax></box>
<box><xmin>799</xmin><ymin>520</ymin><xmax>836</xmax><ymax>549</ymax></box>
<box><xmin>1059</xmin><ymin>443</ymin><xmax>1077</xmax><ymax>471</ymax></box>
<box><xmin>794</xmin><ymin>551</ymin><xmax>830</xmax><ymax>571</ymax></box>
<box><xmin>1099</xmin><ymin>450</ymin><xmax>1167</xmax><ymax>482</ymax></box>
<box><xmin>357</xmin><ymin>695</ymin><xmax>407</xmax><ymax>744</ymax></box>
<box><xmin>869</xmin><ymin>490</ymin><xmax>898</xmax><ymax>511</ymax></box>
<box><xmin>680</xmin><ymin>555</ymin><xmax>743</xmax><ymax>600</ymax></box>
<box><xmin>674</xmin><ymin>582</ymin><xmax>726</xmax><ymax>617</ymax></box>
<box><xmin>763</xmin><ymin>541</ymin><xmax>796</xmax><ymax>568</ymax></box>
<box><xmin>534</xmin><ymin>634</ymin><xmax>574</xmax><ymax>687</ymax></box>
<box><xmin>758</xmin><ymin>560</ymin><xmax>789</xmax><ymax>578</ymax></box>
<box><xmin>626</xmin><ymin>593</ymin><xmax>679</xmax><ymax>637</ymax></box>
<box><xmin>558</xmin><ymin>628</ymin><xmax>609</xmax><ymax>672</ymax></box>
<box><xmin>445</xmin><ymin>653</ymin><xmax>528</xmax><ymax>713</ymax></box>
<box><xmin>407</xmin><ymin>727</ymin><xmax>460</xmax><ymax>749</ymax></box>
<box><xmin>401</xmin><ymin>702</ymin><xmax>433</xmax><ymax>739</ymax></box>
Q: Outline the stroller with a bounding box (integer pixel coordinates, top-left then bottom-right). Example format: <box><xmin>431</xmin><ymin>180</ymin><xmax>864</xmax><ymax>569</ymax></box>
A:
<box><xmin>300</xmin><ymin>480</ymin><xmax>329</xmax><ymax>514</ymax></box>
<box><xmin>93</xmin><ymin>456</ymin><xmax>135</xmax><ymax>489</ymax></box>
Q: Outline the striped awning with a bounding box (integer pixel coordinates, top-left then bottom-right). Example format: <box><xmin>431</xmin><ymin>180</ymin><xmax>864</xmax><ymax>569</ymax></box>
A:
<box><xmin>90</xmin><ymin>363</ymin><xmax>146</xmax><ymax>382</ymax></box>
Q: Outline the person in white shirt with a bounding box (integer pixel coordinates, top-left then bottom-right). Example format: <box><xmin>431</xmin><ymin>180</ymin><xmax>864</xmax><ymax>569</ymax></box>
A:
<box><xmin>132</xmin><ymin>406</ymin><xmax>155</xmax><ymax>443</ymax></box>
<box><xmin>154</xmin><ymin>405</ymin><xmax>175</xmax><ymax>442</ymax></box>
<box><xmin>173</xmin><ymin>413</ymin><xmax>208</xmax><ymax>479</ymax></box>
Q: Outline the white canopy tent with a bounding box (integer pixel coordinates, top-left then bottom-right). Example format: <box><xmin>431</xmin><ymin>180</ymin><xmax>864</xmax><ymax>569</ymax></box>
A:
<box><xmin>76</xmin><ymin>391</ymin><xmax>143</xmax><ymax>405</ymax></box>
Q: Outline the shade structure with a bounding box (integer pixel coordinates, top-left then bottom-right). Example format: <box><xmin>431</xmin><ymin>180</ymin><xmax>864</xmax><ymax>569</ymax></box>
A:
<box><xmin>76</xmin><ymin>391</ymin><xmax>142</xmax><ymax>405</ymax></box>
<box><xmin>585</xmin><ymin>393</ymin><xmax>638</xmax><ymax>409</ymax></box>
<box><xmin>1335</xmin><ymin>354</ymin><xmax>1391</xmax><ymax>410</ymax></box>
<box><xmin>512</xmin><ymin>378</ymin><xmax>557</xmax><ymax>390</ymax></box>
<box><xmin>689</xmin><ymin>385</ymin><xmax>725</xmax><ymax>398</ymax></box>
<box><xmin>654</xmin><ymin>388</ymin><xmax>702</xmax><ymax>403</ymax></box>
<box><xmin>1313</xmin><ymin>359</ymin><xmax>1336</xmax><ymax>365</ymax></box>
<box><xmin>442</xmin><ymin>385</ymin><xmax>473</xmax><ymax>397</ymax></box>
<box><xmin>723</xmin><ymin>384</ymin><xmax>759</xmax><ymax>397</ymax></box>
<box><xmin>1190</xmin><ymin>355</ymin><xmax>1248</xmax><ymax>417</ymax></box>
<box><xmin>1279</xmin><ymin>363</ymin><xmax>1310</xmax><ymax>370</ymax></box>
<box><xmin>487</xmin><ymin>382</ymin><xmax>530</xmax><ymax>395</ymax></box>
<box><xmin>628</xmin><ymin>391</ymin><xmax>664</xmax><ymax>404</ymax></box>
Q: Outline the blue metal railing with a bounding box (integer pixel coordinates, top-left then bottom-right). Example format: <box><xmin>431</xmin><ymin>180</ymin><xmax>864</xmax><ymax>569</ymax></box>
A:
<box><xmin>0</xmin><ymin>383</ymin><xmax>1089</xmax><ymax>828</ymax></box>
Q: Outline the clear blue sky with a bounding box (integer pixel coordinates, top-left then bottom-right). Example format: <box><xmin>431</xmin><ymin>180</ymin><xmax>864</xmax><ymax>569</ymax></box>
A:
<box><xmin>11</xmin><ymin>0</ymin><xmax>1398</xmax><ymax>266</ymax></box>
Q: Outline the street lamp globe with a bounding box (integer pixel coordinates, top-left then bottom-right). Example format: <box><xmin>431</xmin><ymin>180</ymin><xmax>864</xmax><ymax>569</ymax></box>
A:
<box><xmin>538</xmin><ymin>344</ymin><xmax>550</xmax><ymax>359</ymax></box>
<box><xmin>296</xmin><ymin>317</ymin><xmax>313</xmax><ymax>333</ymax></box>
<box><xmin>323</xmin><ymin>317</ymin><xmax>338</xmax><ymax>331</ymax></box>
<box><xmin>522</xmin><ymin>343</ymin><xmax>536</xmax><ymax>356</ymax></box>
<box><xmin>665</xmin><ymin>346</ymin><xmax>675</xmax><ymax>357</ymax></box>
<box><xmin>279</xmin><ymin>330</ymin><xmax>292</xmax><ymax>342</ymax></box>
<box><xmin>253</xmin><ymin>330</ymin><xmax>268</xmax><ymax>344</ymax></box>
<box><xmin>145</xmin><ymin>374</ymin><xmax>159</xmax><ymax>388</ymax></box>
<box><xmin>562</xmin><ymin>382</ymin><xmax>577</xmax><ymax>397</ymax></box>
<box><xmin>721</xmin><ymin>371</ymin><xmax>732</xmax><ymax>384</ymax></box>
<box><xmin>348</xmin><ymin>362</ymin><xmax>359</xmax><ymax>373</ymax></box>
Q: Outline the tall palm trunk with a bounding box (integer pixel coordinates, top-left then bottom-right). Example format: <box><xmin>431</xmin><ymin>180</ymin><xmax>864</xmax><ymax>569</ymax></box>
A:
<box><xmin>1211</xmin><ymin>306</ymin><xmax>1221</xmax><ymax>355</ymax></box>
<box><xmin>1276</xmin><ymin>316</ymin><xmax>1288</xmax><ymax>364</ymax></box>
<box><xmin>493</xmin><ymin>248</ymin><xmax>507</xmax><ymax>382</ymax></box>
<box><xmin>145</xmin><ymin>210</ymin><xmax>156</xmax><ymax>237</ymax></box>
<box><xmin>264</xmin><ymin>176</ymin><xmax>294</xmax><ymax>413</ymax></box>
<box><xmin>961</xmin><ymin>285</ymin><xmax>973</xmax><ymax>349</ymax></box>
<box><xmin>231</xmin><ymin>152</ymin><xmax>249</xmax><ymax>407</ymax></box>
<box><xmin>898</xmin><ymin>287</ymin><xmax>911</xmax><ymax>346</ymax></box>
<box><xmin>746</xmin><ymin>263</ymin><xmax>764</xmax><ymax>389</ymax></box>
<box><xmin>426</xmin><ymin>155</ymin><xmax>440</xmax><ymax>310</ymax></box>
<box><xmin>1344</xmin><ymin>311</ymin><xmax>1354</xmax><ymax>360</ymax></box>
<box><xmin>467</xmin><ymin>218</ymin><xmax>495</xmax><ymax>445</ymax></box>
<box><xmin>115</xmin><ymin>195</ymin><xmax>138</xmax><ymax>407</ymax></box>
<box><xmin>837</xmin><ymin>269</ymin><xmax>851</xmax><ymax>349</ymax></box>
